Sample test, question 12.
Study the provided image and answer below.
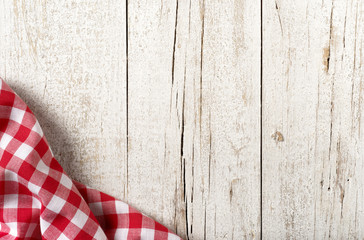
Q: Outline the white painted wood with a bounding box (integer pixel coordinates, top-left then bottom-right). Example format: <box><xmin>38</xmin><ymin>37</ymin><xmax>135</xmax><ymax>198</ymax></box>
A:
<box><xmin>263</xmin><ymin>0</ymin><xmax>364</xmax><ymax>238</ymax></box>
<box><xmin>126</xmin><ymin>0</ymin><xmax>182</xmax><ymax>234</ymax></box>
<box><xmin>1</xmin><ymin>0</ymin><xmax>363</xmax><ymax>239</ymax></box>
<box><xmin>127</xmin><ymin>0</ymin><xmax>261</xmax><ymax>239</ymax></box>
<box><xmin>0</xmin><ymin>0</ymin><xmax>128</xmax><ymax>200</ymax></box>
<box><xmin>185</xmin><ymin>1</ymin><xmax>261</xmax><ymax>239</ymax></box>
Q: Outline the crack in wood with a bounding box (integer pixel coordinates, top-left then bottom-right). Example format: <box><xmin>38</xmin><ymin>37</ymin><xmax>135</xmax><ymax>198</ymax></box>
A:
<box><xmin>328</xmin><ymin>68</ymin><xmax>335</xmax><ymax>192</ymax></box>
<box><xmin>326</xmin><ymin>1</ymin><xmax>334</xmax><ymax>72</ymax></box>
<box><xmin>275</xmin><ymin>1</ymin><xmax>283</xmax><ymax>35</ymax></box>
<box><xmin>171</xmin><ymin>0</ymin><xmax>179</xmax><ymax>85</ymax></box>
<box><xmin>199</xmin><ymin>0</ymin><xmax>205</xmax><ymax>140</ymax></box>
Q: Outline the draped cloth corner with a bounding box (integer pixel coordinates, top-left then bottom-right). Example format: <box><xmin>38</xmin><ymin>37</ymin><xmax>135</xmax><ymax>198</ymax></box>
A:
<box><xmin>0</xmin><ymin>79</ymin><xmax>182</xmax><ymax>240</ymax></box>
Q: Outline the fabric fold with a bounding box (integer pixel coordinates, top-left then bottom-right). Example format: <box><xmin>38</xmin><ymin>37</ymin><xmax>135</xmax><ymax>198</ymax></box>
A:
<box><xmin>0</xmin><ymin>79</ymin><xmax>181</xmax><ymax>240</ymax></box>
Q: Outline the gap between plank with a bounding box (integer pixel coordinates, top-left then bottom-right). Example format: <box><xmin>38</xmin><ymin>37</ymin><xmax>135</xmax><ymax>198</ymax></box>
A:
<box><xmin>125</xmin><ymin>0</ymin><xmax>129</xmax><ymax>198</ymax></box>
<box><xmin>260</xmin><ymin>0</ymin><xmax>263</xmax><ymax>238</ymax></box>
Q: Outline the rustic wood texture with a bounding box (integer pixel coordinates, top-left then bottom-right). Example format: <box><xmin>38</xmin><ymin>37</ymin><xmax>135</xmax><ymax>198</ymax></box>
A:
<box><xmin>127</xmin><ymin>0</ymin><xmax>261</xmax><ymax>238</ymax></box>
<box><xmin>263</xmin><ymin>0</ymin><xmax>364</xmax><ymax>239</ymax></box>
<box><xmin>0</xmin><ymin>0</ymin><xmax>128</xmax><ymax>205</ymax></box>
<box><xmin>0</xmin><ymin>0</ymin><xmax>363</xmax><ymax>239</ymax></box>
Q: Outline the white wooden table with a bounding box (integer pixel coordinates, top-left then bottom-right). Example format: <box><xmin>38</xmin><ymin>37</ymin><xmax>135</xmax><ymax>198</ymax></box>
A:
<box><xmin>0</xmin><ymin>0</ymin><xmax>363</xmax><ymax>239</ymax></box>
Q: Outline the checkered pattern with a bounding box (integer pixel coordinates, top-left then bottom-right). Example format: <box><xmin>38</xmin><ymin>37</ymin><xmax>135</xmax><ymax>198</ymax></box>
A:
<box><xmin>0</xmin><ymin>79</ymin><xmax>182</xmax><ymax>240</ymax></box>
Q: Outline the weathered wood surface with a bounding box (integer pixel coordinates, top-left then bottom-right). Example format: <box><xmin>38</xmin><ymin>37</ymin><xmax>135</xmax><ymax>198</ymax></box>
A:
<box><xmin>263</xmin><ymin>0</ymin><xmax>364</xmax><ymax>239</ymax></box>
<box><xmin>0</xmin><ymin>0</ymin><xmax>363</xmax><ymax>239</ymax></box>
<box><xmin>0</xmin><ymin>0</ymin><xmax>128</xmax><ymax>199</ymax></box>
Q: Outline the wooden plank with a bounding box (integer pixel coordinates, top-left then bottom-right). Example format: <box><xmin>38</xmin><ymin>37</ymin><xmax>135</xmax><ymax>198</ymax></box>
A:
<box><xmin>126</xmin><ymin>0</ymin><xmax>184</xmax><ymax>235</ymax></box>
<box><xmin>262</xmin><ymin>0</ymin><xmax>364</xmax><ymax>238</ymax></box>
<box><xmin>187</xmin><ymin>1</ymin><xmax>261</xmax><ymax>239</ymax></box>
<box><xmin>0</xmin><ymin>0</ymin><xmax>128</xmax><ymax>200</ymax></box>
<box><xmin>127</xmin><ymin>0</ymin><xmax>261</xmax><ymax>239</ymax></box>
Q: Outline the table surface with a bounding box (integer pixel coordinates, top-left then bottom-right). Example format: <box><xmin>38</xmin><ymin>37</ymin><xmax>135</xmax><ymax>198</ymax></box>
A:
<box><xmin>0</xmin><ymin>0</ymin><xmax>363</xmax><ymax>239</ymax></box>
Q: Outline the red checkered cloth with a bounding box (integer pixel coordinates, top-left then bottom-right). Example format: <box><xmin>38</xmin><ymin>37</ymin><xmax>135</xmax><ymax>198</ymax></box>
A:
<box><xmin>0</xmin><ymin>79</ymin><xmax>182</xmax><ymax>240</ymax></box>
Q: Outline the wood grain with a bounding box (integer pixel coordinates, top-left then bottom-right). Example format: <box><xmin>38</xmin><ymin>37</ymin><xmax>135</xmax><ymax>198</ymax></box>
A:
<box><xmin>127</xmin><ymin>0</ymin><xmax>261</xmax><ymax>238</ymax></box>
<box><xmin>127</xmin><ymin>0</ymin><xmax>182</xmax><ymax>234</ymax></box>
<box><xmin>263</xmin><ymin>0</ymin><xmax>364</xmax><ymax>238</ymax></box>
<box><xmin>186</xmin><ymin>1</ymin><xmax>261</xmax><ymax>239</ymax></box>
<box><xmin>0</xmin><ymin>0</ymin><xmax>363</xmax><ymax>239</ymax></box>
<box><xmin>0</xmin><ymin>0</ymin><xmax>128</xmax><ymax>200</ymax></box>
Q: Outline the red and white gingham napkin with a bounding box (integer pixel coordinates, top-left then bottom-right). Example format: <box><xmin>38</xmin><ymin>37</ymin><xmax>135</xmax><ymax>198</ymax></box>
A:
<box><xmin>0</xmin><ymin>79</ymin><xmax>182</xmax><ymax>240</ymax></box>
